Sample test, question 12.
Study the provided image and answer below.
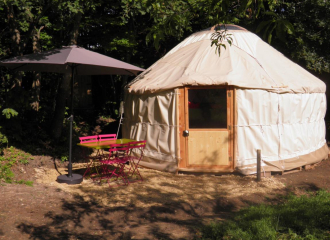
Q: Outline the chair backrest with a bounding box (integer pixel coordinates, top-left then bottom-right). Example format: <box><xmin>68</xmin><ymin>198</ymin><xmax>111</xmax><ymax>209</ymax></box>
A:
<box><xmin>127</xmin><ymin>141</ymin><xmax>146</xmax><ymax>161</ymax></box>
<box><xmin>79</xmin><ymin>135</ymin><xmax>98</xmax><ymax>143</ymax></box>
<box><xmin>109</xmin><ymin>143</ymin><xmax>130</xmax><ymax>152</ymax></box>
<box><xmin>129</xmin><ymin>140</ymin><xmax>146</xmax><ymax>150</ymax></box>
<box><xmin>108</xmin><ymin>143</ymin><xmax>130</xmax><ymax>158</ymax></box>
<box><xmin>98</xmin><ymin>134</ymin><xmax>117</xmax><ymax>142</ymax></box>
<box><xmin>128</xmin><ymin>141</ymin><xmax>146</xmax><ymax>156</ymax></box>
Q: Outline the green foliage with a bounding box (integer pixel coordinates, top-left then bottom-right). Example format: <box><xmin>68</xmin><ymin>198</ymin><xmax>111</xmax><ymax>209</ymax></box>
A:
<box><xmin>121</xmin><ymin>0</ymin><xmax>281</xmax><ymax>50</ymax></box>
<box><xmin>256</xmin><ymin>18</ymin><xmax>294</xmax><ymax>44</ymax></box>
<box><xmin>198</xmin><ymin>190</ymin><xmax>330</xmax><ymax>240</ymax></box>
<box><xmin>287</xmin><ymin>0</ymin><xmax>330</xmax><ymax>74</ymax></box>
<box><xmin>2</xmin><ymin>108</ymin><xmax>18</xmax><ymax>119</ymax></box>
<box><xmin>0</xmin><ymin>162</ymin><xmax>15</xmax><ymax>183</ymax></box>
<box><xmin>211</xmin><ymin>25</ymin><xmax>233</xmax><ymax>56</ymax></box>
<box><xmin>0</xmin><ymin>126</ymin><xmax>8</xmax><ymax>152</ymax></box>
<box><xmin>61</xmin><ymin>155</ymin><xmax>68</xmax><ymax>162</ymax></box>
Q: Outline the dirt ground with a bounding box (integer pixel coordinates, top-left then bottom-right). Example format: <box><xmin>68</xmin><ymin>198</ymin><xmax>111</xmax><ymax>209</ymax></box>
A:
<box><xmin>1</xmin><ymin>154</ymin><xmax>330</xmax><ymax>240</ymax></box>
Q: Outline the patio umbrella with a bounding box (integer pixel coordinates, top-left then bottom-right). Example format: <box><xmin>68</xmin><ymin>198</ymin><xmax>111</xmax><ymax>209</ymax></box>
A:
<box><xmin>0</xmin><ymin>45</ymin><xmax>144</xmax><ymax>184</ymax></box>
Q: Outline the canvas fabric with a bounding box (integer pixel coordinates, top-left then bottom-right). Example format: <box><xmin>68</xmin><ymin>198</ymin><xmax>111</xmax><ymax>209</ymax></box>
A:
<box><xmin>235</xmin><ymin>89</ymin><xmax>327</xmax><ymax>174</ymax></box>
<box><xmin>128</xmin><ymin>25</ymin><xmax>325</xmax><ymax>94</ymax></box>
<box><xmin>122</xmin><ymin>90</ymin><xmax>179</xmax><ymax>172</ymax></box>
<box><xmin>0</xmin><ymin>45</ymin><xmax>144</xmax><ymax>76</ymax></box>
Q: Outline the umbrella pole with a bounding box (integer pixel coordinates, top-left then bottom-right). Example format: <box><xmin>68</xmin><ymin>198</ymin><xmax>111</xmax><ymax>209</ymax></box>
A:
<box><xmin>68</xmin><ymin>116</ymin><xmax>73</xmax><ymax>177</ymax></box>
<box><xmin>57</xmin><ymin>66</ymin><xmax>83</xmax><ymax>184</ymax></box>
<box><xmin>68</xmin><ymin>66</ymin><xmax>74</xmax><ymax>178</ymax></box>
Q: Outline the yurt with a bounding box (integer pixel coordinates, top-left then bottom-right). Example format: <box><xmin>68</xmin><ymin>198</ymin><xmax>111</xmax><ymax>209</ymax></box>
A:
<box><xmin>122</xmin><ymin>24</ymin><xmax>328</xmax><ymax>175</ymax></box>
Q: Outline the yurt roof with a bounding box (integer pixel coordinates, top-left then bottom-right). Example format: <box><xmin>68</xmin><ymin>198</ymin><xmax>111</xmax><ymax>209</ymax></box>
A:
<box><xmin>128</xmin><ymin>25</ymin><xmax>326</xmax><ymax>94</ymax></box>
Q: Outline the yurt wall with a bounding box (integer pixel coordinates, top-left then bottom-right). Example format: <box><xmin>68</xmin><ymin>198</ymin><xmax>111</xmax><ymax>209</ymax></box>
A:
<box><xmin>123</xmin><ymin>89</ymin><xmax>179</xmax><ymax>172</ymax></box>
<box><xmin>235</xmin><ymin>89</ymin><xmax>328</xmax><ymax>175</ymax></box>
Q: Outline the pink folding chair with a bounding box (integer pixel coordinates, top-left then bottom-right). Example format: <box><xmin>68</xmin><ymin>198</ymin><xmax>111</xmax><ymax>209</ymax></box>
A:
<box><xmin>79</xmin><ymin>135</ymin><xmax>100</xmax><ymax>178</ymax></box>
<box><xmin>99</xmin><ymin>143</ymin><xmax>131</xmax><ymax>187</ymax></box>
<box><xmin>98</xmin><ymin>134</ymin><xmax>117</xmax><ymax>141</ymax></box>
<box><xmin>125</xmin><ymin>140</ymin><xmax>146</xmax><ymax>183</ymax></box>
<box><xmin>97</xmin><ymin>134</ymin><xmax>117</xmax><ymax>160</ymax></box>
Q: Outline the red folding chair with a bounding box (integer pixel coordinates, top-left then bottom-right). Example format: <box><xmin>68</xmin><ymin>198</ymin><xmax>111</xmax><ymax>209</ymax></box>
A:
<box><xmin>99</xmin><ymin>143</ymin><xmax>130</xmax><ymax>187</ymax></box>
<box><xmin>125</xmin><ymin>140</ymin><xmax>146</xmax><ymax>183</ymax></box>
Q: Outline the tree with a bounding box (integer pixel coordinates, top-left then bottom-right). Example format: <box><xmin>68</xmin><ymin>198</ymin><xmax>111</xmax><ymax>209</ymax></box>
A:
<box><xmin>286</xmin><ymin>0</ymin><xmax>329</xmax><ymax>75</ymax></box>
<box><xmin>253</xmin><ymin>0</ymin><xmax>330</xmax><ymax>76</ymax></box>
<box><xmin>0</xmin><ymin>0</ymin><xmax>55</xmax><ymax>144</ymax></box>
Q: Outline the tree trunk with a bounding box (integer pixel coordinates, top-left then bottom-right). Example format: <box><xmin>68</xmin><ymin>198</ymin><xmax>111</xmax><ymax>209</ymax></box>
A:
<box><xmin>7</xmin><ymin>4</ymin><xmax>20</xmax><ymax>57</ymax></box>
<box><xmin>51</xmin><ymin>73</ymin><xmax>72</xmax><ymax>140</ymax></box>
<box><xmin>7</xmin><ymin>3</ymin><xmax>22</xmax><ymax>89</ymax></box>
<box><xmin>31</xmin><ymin>26</ymin><xmax>44</xmax><ymax>111</ymax></box>
<box><xmin>51</xmin><ymin>12</ymin><xmax>82</xmax><ymax>141</ymax></box>
<box><xmin>70</xmin><ymin>12</ymin><xmax>82</xmax><ymax>45</ymax></box>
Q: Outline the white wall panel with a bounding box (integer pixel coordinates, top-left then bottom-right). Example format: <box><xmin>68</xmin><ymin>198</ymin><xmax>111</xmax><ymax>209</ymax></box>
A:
<box><xmin>236</xmin><ymin>89</ymin><xmax>278</xmax><ymax>126</ymax></box>
<box><xmin>123</xmin><ymin>90</ymin><xmax>178</xmax><ymax>163</ymax></box>
<box><xmin>236</xmin><ymin>89</ymin><xmax>327</xmax><ymax>172</ymax></box>
<box><xmin>236</xmin><ymin>125</ymin><xmax>279</xmax><ymax>166</ymax></box>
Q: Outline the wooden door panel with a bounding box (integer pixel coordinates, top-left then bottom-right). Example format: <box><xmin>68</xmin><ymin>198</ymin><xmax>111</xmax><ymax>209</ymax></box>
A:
<box><xmin>188</xmin><ymin>131</ymin><xmax>229</xmax><ymax>166</ymax></box>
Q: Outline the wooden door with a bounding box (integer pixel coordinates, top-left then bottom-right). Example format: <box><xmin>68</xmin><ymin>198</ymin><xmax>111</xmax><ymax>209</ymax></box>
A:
<box><xmin>178</xmin><ymin>87</ymin><xmax>234</xmax><ymax>172</ymax></box>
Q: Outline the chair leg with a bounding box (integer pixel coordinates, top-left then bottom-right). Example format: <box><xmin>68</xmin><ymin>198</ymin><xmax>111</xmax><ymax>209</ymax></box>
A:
<box><xmin>125</xmin><ymin>157</ymin><xmax>143</xmax><ymax>183</ymax></box>
<box><xmin>83</xmin><ymin>160</ymin><xmax>93</xmax><ymax>178</ymax></box>
<box><xmin>100</xmin><ymin>162</ymin><xmax>129</xmax><ymax>187</ymax></box>
<box><xmin>82</xmin><ymin>148</ymin><xmax>94</xmax><ymax>178</ymax></box>
<box><xmin>132</xmin><ymin>161</ymin><xmax>143</xmax><ymax>182</ymax></box>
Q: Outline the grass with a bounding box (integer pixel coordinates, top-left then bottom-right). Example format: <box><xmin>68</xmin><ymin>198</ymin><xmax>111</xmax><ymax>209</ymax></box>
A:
<box><xmin>198</xmin><ymin>190</ymin><xmax>330</xmax><ymax>240</ymax></box>
<box><xmin>15</xmin><ymin>179</ymin><xmax>33</xmax><ymax>186</ymax></box>
<box><xmin>0</xmin><ymin>146</ymin><xmax>34</xmax><ymax>186</ymax></box>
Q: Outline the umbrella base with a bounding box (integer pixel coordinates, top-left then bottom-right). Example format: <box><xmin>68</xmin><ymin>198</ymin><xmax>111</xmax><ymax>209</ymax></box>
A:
<box><xmin>57</xmin><ymin>174</ymin><xmax>83</xmax><ymax>185</ymax></box>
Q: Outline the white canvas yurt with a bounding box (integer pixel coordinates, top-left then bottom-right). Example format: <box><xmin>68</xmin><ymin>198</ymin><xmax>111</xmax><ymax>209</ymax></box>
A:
<box><xmin>123</xmin><ymin>24</ymin><xmax>328</xmax><ymax>175</ymax></box>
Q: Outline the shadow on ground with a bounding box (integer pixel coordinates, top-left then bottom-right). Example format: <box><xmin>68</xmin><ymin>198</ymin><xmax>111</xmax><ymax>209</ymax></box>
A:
<box><xmin>15</xmin><ymin>192</ymin><xmax>222</xmax><ymax>240</ymax></box>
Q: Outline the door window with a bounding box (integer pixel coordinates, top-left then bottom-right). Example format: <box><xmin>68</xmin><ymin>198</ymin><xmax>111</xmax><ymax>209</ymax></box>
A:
<box><xmin>188</xmin><ymin>89</ymin><xmax>227</xmax><ymax>128</ymax></box>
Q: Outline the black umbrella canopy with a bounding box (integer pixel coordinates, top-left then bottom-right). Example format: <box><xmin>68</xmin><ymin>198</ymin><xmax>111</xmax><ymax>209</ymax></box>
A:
<box><xmin>0</xmin><ymin>45</ymin><xmax>144</xmax><ymax>185</ymax></box>
<box><xmin>0</xmin><ymin>45</ymin><xmax>144</xmax><ymax>75</ymax></box>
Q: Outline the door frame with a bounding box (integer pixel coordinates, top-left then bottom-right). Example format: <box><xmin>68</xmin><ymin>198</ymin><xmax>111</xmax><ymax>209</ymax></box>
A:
<box><xmin>178</xmin><ymin>86</ymin><xmax>235</xmax><ymax>172</ymax></box>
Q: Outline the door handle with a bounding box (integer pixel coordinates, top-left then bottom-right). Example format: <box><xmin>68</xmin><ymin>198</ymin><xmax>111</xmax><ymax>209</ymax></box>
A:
<box><xmin>183</xmin><ymin>130</ymin><xmax>189</xmax><ymax>137</ymax></box>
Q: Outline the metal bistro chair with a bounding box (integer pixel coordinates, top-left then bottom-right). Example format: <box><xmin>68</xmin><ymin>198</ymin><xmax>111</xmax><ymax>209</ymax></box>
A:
<box><xmin>79</xmin><ymin>135</ymin><xmax>100</xmax><ymax>178</ymax></box>
<box><xmin>125</xmin><ymin>140</ymin><xmax>146</xmax><ymax>183</ymax></box>
<box><xmin>99</xmin><ymin>143</ymin><xmax>131</xmax><ymax>187</ymax></box>
<box><xmin>97</xmin><ymin>134</ymin><xmax>117</xmax><ymax>160</ymax></box>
